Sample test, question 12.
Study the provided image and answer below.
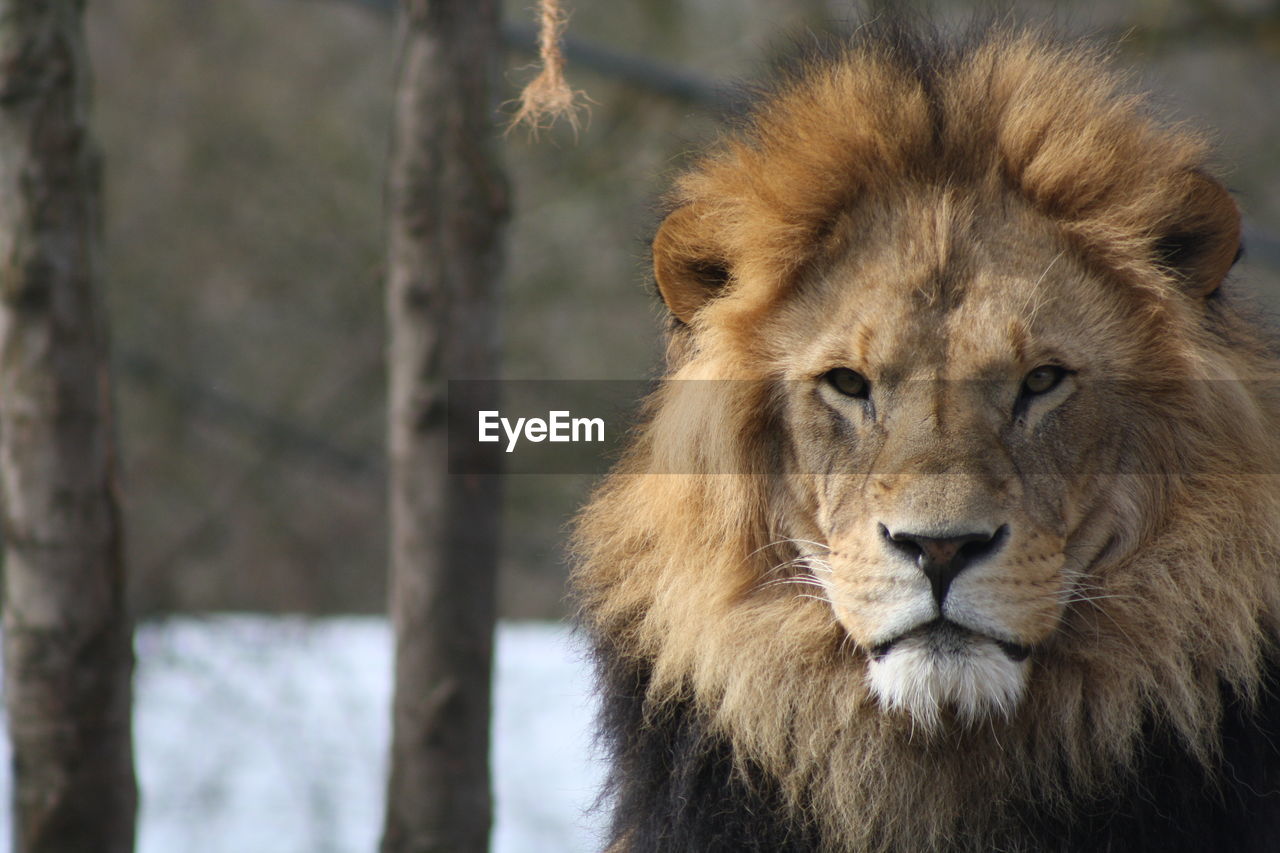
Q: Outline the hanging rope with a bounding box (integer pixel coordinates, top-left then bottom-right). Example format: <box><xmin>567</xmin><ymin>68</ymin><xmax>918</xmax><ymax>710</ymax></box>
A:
<box><xmin>509</xmin><ymin>0</ymin><xmax>588</xmax><ymax>135</ymax></box>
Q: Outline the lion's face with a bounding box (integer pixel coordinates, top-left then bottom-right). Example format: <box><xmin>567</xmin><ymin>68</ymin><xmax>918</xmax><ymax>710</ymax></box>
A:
<box><xmin>755</xmin><ymin>191</ymin><xmax>1173</xmax><ymax>727</ymax></box>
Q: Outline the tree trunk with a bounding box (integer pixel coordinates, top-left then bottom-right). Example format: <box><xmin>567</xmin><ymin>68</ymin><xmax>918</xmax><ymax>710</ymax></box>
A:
<box><xmin>381</xmin><ymin>1</ymin><xmax>508</xmax><ymax>852</ymax></box>
<box><xmin>0</xmin><ymin>2</ymin><xmax>137</xmax><ymax>852</ymax></box>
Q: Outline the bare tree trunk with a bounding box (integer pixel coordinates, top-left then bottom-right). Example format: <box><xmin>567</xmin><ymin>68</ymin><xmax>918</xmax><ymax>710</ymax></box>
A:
<box><xmin>381</xmin><ymin>1</ymin><xmax>508</xmax><ymax>851</ymax></box>
<box><xmin>0</xmin><ymin>2</ymin><xmax>137</xmax><ymax>852</ymax></box>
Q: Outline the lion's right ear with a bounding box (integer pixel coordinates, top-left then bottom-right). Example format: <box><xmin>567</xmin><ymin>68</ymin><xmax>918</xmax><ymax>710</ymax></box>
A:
<box><xmin>1155</xmin><ymin>170</ymin><xmax>1242</xmax><ymax>298</ymax></box>
<box><xmin>653</xmin><ymin>204</ymin><xmax>731</xmax><ymax>324</ymax></box>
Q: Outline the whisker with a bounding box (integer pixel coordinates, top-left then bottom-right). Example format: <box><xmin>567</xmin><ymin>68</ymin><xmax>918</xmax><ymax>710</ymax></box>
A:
<box><xmin>756</xmin><ymin>576</ymin><xmax>830</xmax><ymax>592</ymax></box>
<box><xmin>1073</xmin><ymin>595</ymin><xmax>1139</xmax><ymax>647</ymax></box>
<box><xmin>785</xmin><ymin>538</ymin><xmax>832</xmax><ymax>552</ymax></box>
<box><xmin>1059</xmin><ymin>592</ymin><xmax>1134</xmax><ymax>605</ymax></box>
<box><xmin>746</xmin><ymin>537</ymin><xmax>832</xmax><ymax>560</ymax></box>
<box><xmin>762</xmin><ymin>555</ymin><xmax>820</xmax><ymax>577</ymax></box>
<box><xmin>752</xmin><ymin>566</ymin><xmax>834</xmax><ymax>593</ymax></box>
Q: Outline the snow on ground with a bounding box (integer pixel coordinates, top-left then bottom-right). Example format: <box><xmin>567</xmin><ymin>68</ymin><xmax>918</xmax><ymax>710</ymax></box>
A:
<box><xmin>0</xmin><ymin>617</ymin><xmax>606</xmax><ymax>853</ymax></box>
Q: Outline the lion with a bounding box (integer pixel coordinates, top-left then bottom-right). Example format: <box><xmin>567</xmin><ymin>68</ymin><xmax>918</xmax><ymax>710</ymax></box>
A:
<box><xmin>570</xmin><ymin>22</ymin><xmax>1280</xmax><ymax>853</ymax></box>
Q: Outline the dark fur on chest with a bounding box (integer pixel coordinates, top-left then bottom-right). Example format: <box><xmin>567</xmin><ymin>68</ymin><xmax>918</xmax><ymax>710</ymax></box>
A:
<box><xmin>592</xmin><ymin>645</ymin><xmax>1280</xmax><ymax>852</ymax></box>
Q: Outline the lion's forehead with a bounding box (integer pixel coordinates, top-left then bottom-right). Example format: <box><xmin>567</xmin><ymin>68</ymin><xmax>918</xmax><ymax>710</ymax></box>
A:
<box><xmin>784</xmin><ymin>236</ymin><xmax>1127</xmax><ymax>383</ymax></box>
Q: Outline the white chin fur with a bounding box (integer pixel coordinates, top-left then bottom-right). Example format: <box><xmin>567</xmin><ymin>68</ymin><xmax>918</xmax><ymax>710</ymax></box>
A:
<box><xmin>866</xmin><ymin>633</ymin><xmax>1027</xmax><ymax>731</ymax></box>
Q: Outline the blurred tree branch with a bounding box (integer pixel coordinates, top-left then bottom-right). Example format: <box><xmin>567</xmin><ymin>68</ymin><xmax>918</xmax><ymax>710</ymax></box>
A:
<box><xmin>119</xmin><ymin>351</ymin><xmax>384</xmax><ymax>483</ymax></box>
<box><xmin>503</xmin><ymin>21</ymin><xmax>737</xmax><ymax>109</ymax></box>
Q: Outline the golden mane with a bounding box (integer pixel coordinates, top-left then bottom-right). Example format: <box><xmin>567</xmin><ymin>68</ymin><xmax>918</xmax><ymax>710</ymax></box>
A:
<box><xmin>573</xmin><ymin>25</ymin><xmax>1280</xmax><ymax>852</ymax></box>
<box><xmin>657</xmin><ymin>28</ymin><xmax>1239</xmax><ymax>315</ymax></box>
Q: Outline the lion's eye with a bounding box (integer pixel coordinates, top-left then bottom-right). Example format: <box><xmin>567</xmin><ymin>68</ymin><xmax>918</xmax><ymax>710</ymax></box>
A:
<box><xmin>1022</xmin><ymin>365</ymin><xmax>1066</xmax><ymax>396</ymax></box>
<box><xmin>825</xmin><ymin>367</ymin><xmax>869</xmax><ymax>399</ymax></box>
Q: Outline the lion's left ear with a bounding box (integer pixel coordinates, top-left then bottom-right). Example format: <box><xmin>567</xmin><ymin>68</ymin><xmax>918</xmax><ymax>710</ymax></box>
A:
<box><xmin>1155</xmin><ymin>170</ymin><xmax>1241</xmax><ymax>298</ymax></box>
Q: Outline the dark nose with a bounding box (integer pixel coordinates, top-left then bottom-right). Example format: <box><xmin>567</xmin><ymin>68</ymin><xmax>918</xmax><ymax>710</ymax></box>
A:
<box><xmin>880</xmin><ymin>524</ymin><xmax>1007</xmax><ymax>606</ymax></box>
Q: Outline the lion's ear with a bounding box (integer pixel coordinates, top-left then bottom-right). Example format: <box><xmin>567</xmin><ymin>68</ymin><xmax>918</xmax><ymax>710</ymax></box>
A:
<box><xmin>1155</xmin><ymin>171</ymin><xmax>1241</xmax><ymax>298</ymax></box>
<box><xmin>653</xmin><ymin>204</ymin><xmax>731</xmax><ymax>324</ymax></box>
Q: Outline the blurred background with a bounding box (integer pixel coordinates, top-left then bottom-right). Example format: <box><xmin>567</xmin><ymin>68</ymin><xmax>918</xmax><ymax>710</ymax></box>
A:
<box><xmin>11</xmin><ymin>1</ymin><xmax>1268</xmax><ymax>850</ymax></box>
<box><xmin>96</xmin><ymin>0</ymin><xmax>1280</xmax><ymax>624</ymax></box>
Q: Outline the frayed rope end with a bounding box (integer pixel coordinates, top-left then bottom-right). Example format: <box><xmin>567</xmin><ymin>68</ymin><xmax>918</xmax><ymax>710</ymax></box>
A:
<box><xmin>508</xmin><ymin>0</ymin><xmax>591</xmax><ymax>138</ymax></box>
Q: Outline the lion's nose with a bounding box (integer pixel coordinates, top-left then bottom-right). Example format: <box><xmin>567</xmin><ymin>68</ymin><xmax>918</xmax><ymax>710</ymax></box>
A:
<box><xmin>880</xmin><ymin>524</ymin><xmax>1008</xmax><ymax>606</ymax></box>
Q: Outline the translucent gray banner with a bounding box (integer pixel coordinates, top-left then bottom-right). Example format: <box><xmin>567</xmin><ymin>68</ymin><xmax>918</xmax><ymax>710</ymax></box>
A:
<box><xmin>446</xmin><ymin>379</ymin><xmax>1280</xmax><ymax>475</ymax></box>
